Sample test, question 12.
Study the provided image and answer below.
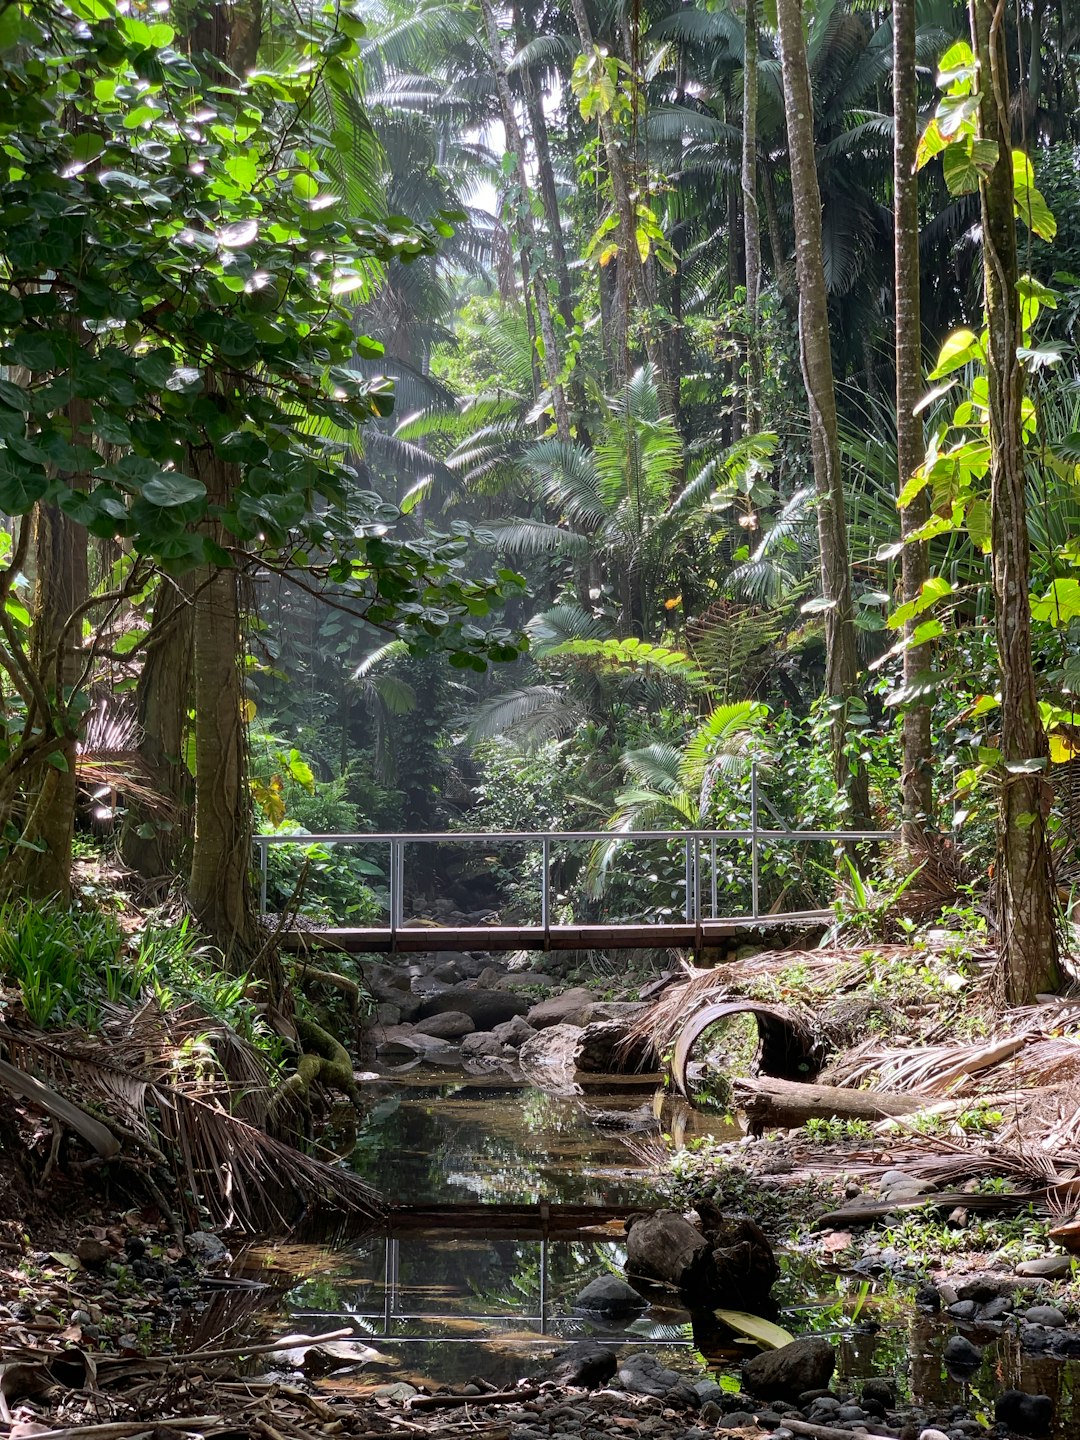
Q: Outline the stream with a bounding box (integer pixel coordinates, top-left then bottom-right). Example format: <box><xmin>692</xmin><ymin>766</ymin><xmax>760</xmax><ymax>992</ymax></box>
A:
<box><xmin>230</xmin><ymin>1066</ymin><xmax>1080</xmax><ymax>1435</ymax></box>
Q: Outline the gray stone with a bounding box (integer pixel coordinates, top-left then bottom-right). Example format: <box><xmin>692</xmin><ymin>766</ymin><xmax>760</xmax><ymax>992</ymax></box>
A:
<box><xmin>184</xmin><ymin>1231</ymin><xmax>230</xmax><ymax>1266</ymax></box>
<box><xmin>837</xmin><ymin>1406</ymin><xmax>865</xmax><ymax>1422</ymax></box>
<box><xmin>699</xmin><ymin>1403</ymin><xmax>722</xmax><ymax>1425</ymax></box>
<box><xmin>947</xmin><ymin>1300</ymin><xmax>977</xmax><ymax>1321</ymax></box>
<box><xmin>742</xmin><ymin>1337</ymin><xmax>836</xmax><ymax>1401</ymax></box>
<box><xmin>573</xmin><ymin>1275</ymin><xmax>647</xmax><ymax>1317</ymax></box>
<box><xmin>414</xmin><ymin>1010</ymin><xmax>475</xmax><ymax>1039</ymax></box>
<box><xmin>617</xmin><ymin>1352</ymin><xmax>683</xmax><ymax>1397</ymax></box>
<box><xmin>977</xmin><ymin>1295</ymin><xmax>1013</xmax><ymax>1321</ymax></box>
<box><xmin>431</xmin><ymin>959</ymin><xmax>464</xmax><ymax>983</ymax></box>
<box><xmin>576</xmin><ymin>1019</ymin><xmax>658</xmax><ymax>1074</ymax></box>
<box><xmin>719</xmin><ymin>1414</ymin><xmax>755</xmax><ymax>1430</ymax></box>
<box><xmin>942</xmin><ymin>1335</ymin><xmax>983</xmax><ymax>1370</ymax></box>
<box><xmin>625</xmin><ymin>1210</ymin><xmax>715</xmax><ymax>1294</ymax></box>
<box><xmin>418</xmin><ymin>986</ymin><xmax>529</xmax><ymax>1029</ymax></box>
<box><xmin>918</xmin><ymin>1430</ymin><xmax>951</xmax><ymax>1440</ymax></box>
<box><xmin>956</xmin><ymin>1274</ymin><xmax>1009</xmax><ymax>1302</ymax></box>
<box><xmin>519</xmin><ymin>1023</ymin><xmax>583</xmax><ymax>1078</ymax></box>
<box><xmin>492</xmin><ymin>1015</ymin><xmax>536</xmax><ymax>1048</ymax></box>
<box><xmin>461</xmin><ymin>1031</ymin><xmax>506</xmax><ymax>1058</ymax></box>
<box><xmin>1024</xmin><ymin>1304</ymin><xmax>1066</xmax><ymax>1327</ymax></box>
<box><xmin>1016</xmin><ymin>1254</ymin><xmax>1072</xmax><ymax>1279</ymax></box>
<box><xmin>995</xmin><ymin>1390</ymin><xmax>1053</xmax><ymax>1437</ymax></box>
<box><xmin>527</xmin><ymin>987</ymin><xmax>598</xmax><ymax>1029</ymax></box>
<box><xmin>370</xmin><ymin>1382</ymin><xmax>418</xmax><ymax>1402</ymax></box>
<box><xmin>861</xmin><ymin>1378</ymin><xmax>895</xmax><ymax>1409</ymax></box>
<box><xmin>549</xmin><ymin>1340</ymin><xmax>618</xmax><ymax>1388</ymax></box>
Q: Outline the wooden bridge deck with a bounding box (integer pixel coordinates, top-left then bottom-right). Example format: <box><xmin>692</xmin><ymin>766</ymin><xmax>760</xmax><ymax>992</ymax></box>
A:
<box><xmin>384</xmin><ymin>1200</ymin><xmax>640</xmax><ymax>1237</ymax></box>
<box><xmin>282</xmin><ymin>911</ymin><xmax>832</xmax><ymax>955</ymax></box>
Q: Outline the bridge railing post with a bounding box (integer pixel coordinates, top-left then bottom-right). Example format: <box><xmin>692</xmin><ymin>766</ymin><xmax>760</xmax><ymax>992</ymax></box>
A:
<box><xmin>750</xmin><ymin>761</ymin><xmax>760</xmax><ymax>920</ymax></box>
<box><xmin>683</xmin><ymin>836</ymin><xmax>692</xmax><ymax>922</ymax></box>
<box><xmin>710</xmin><ymin>837</ymin><xmax>717</xmax><ymax>919</ymax></box>
<box><xmin>257</xmin><ymin>839</ymin><xmax>268</xmax><ymax>913</ymax></box>
<box><xmin>389</xmin><ymin>838</ymin><xmax>403</xmax><ymax>933</ymax></box>
<box><xmin>541</xmin><ymin>837</ymin><xmax>550</xmax><ymax>933</ymax></box>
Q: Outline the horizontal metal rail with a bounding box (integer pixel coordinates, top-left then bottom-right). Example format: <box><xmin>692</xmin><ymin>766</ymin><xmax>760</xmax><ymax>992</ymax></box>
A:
<box><xmin>256</xmin><ymin>762</ymin><xmax>898</xmax><ymax>943</ymax></box>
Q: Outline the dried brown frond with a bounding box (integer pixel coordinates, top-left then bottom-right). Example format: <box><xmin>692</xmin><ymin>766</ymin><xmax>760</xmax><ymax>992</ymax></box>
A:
<box><xmin>0</xmin><ymin>1002</ymin><xmax>383</xmax><ymax>1233</ymax></box>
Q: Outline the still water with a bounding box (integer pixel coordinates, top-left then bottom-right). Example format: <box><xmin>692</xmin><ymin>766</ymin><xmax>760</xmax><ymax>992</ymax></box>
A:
<box><xmin>230</xmin><ymin>1067</ymin><xmax>1080</xmax><ymax>1435</ymax></box>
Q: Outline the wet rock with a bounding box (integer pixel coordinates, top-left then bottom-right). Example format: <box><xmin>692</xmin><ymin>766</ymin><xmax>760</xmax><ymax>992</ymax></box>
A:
<box><xmin>837</xmin><ymin>1406</ymin><xmax>865</xmax><ymax>1422</ymax></box>
<box><xmin>702</xmin><ymin>1210</ymin><xmax>778</xmax><ymax>1304</ymax></box>
<box><xmin>184</xmin><ymin>1231</ymin><xmax>230</xmax><ymax>1266</ymax></box>
<box><xmin>370</xmin><ymin>1382</ymin><xmax>418</xmax><ymax>1402</ymax></box>
<box><xmin>625</xmin><ymin>1210</ymin><xmax>714</xmax><ymax>1294</ymax></box>
<box><xmin>519</xmin><ymin>1024</ymin><xmax>582</xmax><ymax>1077</ymax></box>
<box><xmin>549</xmin><ymin>1339</ymin><xmax>618</xmax><ymax>1388</ymax></box>
<box><xmin>431</xmin><ymin>959</ymin><xmax>464</xmax><ymax>983</ymax></box>
<box><xmin>977</xmin><ymin>1295</ymin><xmax>1012</xmax><ymax>1321</ymax></box>
<box><xmin>573</xmin><ymin>1275</ymin><xmax>647</xmax><ymax>1318</ymax></box>
<box><xmin>1015</xmin><ymin>1254</ymin><xmax>1072</xmax><ymax>1279</ymax></box>
<box><xmin>461</xmin><ymin>1031</ymin><xmax>507</xmax><ymax>1059</ymax></box>
<box><xmin>699</xmin><ymin>1402</ymin><xmax>722</xmax><ymax>1425</ymax></box>
<box><xmin>861</xmin><ymin>1378</ymin><xmax>895</xmax><ymax>1409</ymax></box>
<box><xmin>942</xmin><ymin>1335</ymin><xmax>983</xmax><ymax>1370</ymax></box>
<box><xmin>915</xmin><ymin>1286</ymin><xmax>942</xmax><ymax>1313</ymax></box>
<box><xmin>376</xmin><ymin>1029</ymin><xmax>458</xmax><ymax>1059</ymax></box>
<box><xmin>719</xmin><ymin>1413</ymin><xmax>755</xmax><ymax>1430</ymax></box>
<box><xmin>419</xmin><ymin>987</ymin><xmax>528</xmax><ymax>1029</ymax></box>
<box><xmin>576</xmin><ymin>1020</ymin><xmax>658</xmax><ymax>1074</ymax></box>
<box><xmin>995</xmin><ymin>1390</ymin><xmax>1053</xmax><ymax>1436</ymax></box>
<box><xmin>1046</xmin><ymin>1329</ymin><xmax>1080</xmax><ymax>1357</ymax></box>
<box><xmin>742</xmin><ymin>1337</ymin><xmax>836</xmax><ymax>1401</ymax></box>
<box><xmin>956</xmin><ymin>1274</ymin><xmax>1009</xmax><ymax>1303</ymax></box>
<box><xmin>948</xmin><ymin>1300</ymin><xmax>978</xmax><ymax>1321</ymax></box>
<box><xmin>1023</xmin><ymin>1304</ymin><xmax>1066</xmax><ymax>1327</ymax></box>
<box><xmin>695</xmin><ymin>1380</ymin><xmax>724</xmax><ymax>1404</ymax></box>
<box><xmin>414</xmin><ymin>1010</ymin><xmax>475</xmax><ymax>1040</ymax></box>
<box><xmin>527</xmin><ymin>988</ymin><xmax>598</xmax><ymax>1029</ymax></box>
<box><xmin>617</xmin><ymin>1352</ymin><xmax>683</xmax><ymax>1397</ymax></box>
<box><xmin>492</xmin><ymin>1015</ymin><xmax>536</xmax><ymax>1048</ymax></box>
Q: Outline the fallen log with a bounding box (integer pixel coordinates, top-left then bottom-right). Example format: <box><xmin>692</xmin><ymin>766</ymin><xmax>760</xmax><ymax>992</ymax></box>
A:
<box><xmin>812</xmin><ymin>1189</ymin><xmax>1042</xmax><ymax>1230</ymax></box>
<box><xmin>733</xmin><ymin>1077</ymin><xmax>922</xmax><ymax>1133</ymax></box>
<box><xmin>407</xmin><ymin>1391</ymin><xmax>539</xmax><ymax>1411</ymax></box>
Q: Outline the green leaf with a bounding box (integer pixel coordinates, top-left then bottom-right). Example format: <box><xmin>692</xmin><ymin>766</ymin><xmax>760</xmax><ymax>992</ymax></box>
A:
<box><xmin>1032</xmin><ymin>577</ymin><xmax>1080</xmax><ymax>627</ymax></box>
<box><xmin>46</xmin><ymin>750</ymin><xmax>70</xmax><ymax>772</ymax></box>
<box><xmin>142</xmin><ymin>472</ymin><xmax>207</xmax><ymax>508</ymax></box>
<box><xmin>889</xmin><ymin>575</ymin><xmax>953</xmax><ymax>629</ymax></box>
<box><xmin>1013</xmin><ymin>150</ymin><xmax>1057</xmax><ymax>241</ymax></box>
<box><xmin>942</xmin><ymin>138</ymin><xmax>998</xmax><ymax>195</ymax></box>
<box><xmin>929</xmin><ymin>328</ymin><xmax>982</xmax><ymax>380</ymax></box>
<box><xmin>713</xmin><ymin>1310</ymin><xmax>795</xmax><ymax>1350</ymax></box>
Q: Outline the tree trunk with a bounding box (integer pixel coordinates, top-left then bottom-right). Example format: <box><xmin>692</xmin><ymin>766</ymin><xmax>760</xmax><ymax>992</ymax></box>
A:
<box><xmin>775</xmin><ymin>0</ymin><xmax>868</xmax><ymax>824</ymax></box>
<box><xmin>119</xmin><ymin>574</ymin><xmax>195</xmax><ymax>885</ymax></box>
<box><xmin>970</xmin><ymin>0</ymin><xmax>1060</xmax><ymax>1003</ymax></box>
<box><xmin>893</xmin><ymin>0</ymin><xmax>934</xmax><ymax>843</ymax></box>
<box><xmin>187</xmin><ymin>449</ymin><xmax>272</xmax><ymax>982</ymax></box>
<box><xmin>734</xmin><ymin>1076</ymin><xmax>922</xmax><ymax>1133</ymax></box>
<box><xmin>479</xmin><ymin>0</ymin><xmax>570</xmax><ymax>438</ymax></box>
<box><xmin>742</xmin><ymin>0</ymin><xmax>762</xmax><ymax>433</ymax></box>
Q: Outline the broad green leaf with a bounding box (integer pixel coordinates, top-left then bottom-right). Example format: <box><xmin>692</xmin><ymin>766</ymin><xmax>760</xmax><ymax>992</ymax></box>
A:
<box><xmin>1032</xmin><ymin>577</ymin><xmax>1080</xmax><ymax>627</ymax></box>
<box><xmin>929</xmin><ymin>328</ymin><xmax>981</xmax><ymax>380</ymax></box>
<box><xmin>142</xmin><ymin>472</ymin><xmax>207</xmax><ymax>508</ymax></box>
<box><xmin>714</xmin><ymin>1310</ymin><xmax>795</xmax><ymax>1350</ymax></box>
<box><xmin>1013</xmin><ymin>150</ymin><xmax>1056</xmax><ymax>240</ymax></box>
<box><xmin>889</xmin><ymin>575</ymin><xmax>953</xmax><ymax>629</ymax></box>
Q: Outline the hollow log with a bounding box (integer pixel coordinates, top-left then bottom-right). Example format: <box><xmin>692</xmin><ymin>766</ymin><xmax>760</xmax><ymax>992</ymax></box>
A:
<box><xmin>734</xmin><ymin>1076</ymin><xmax>923</xmax><ymax>1133</ymax></box>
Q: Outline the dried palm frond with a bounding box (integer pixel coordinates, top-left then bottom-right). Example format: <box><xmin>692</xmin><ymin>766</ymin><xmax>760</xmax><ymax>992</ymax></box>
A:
<box><xmin>0</xmin><ymin>1003</ymin><xmax>383</xmax><ymax>1233</ymax></box>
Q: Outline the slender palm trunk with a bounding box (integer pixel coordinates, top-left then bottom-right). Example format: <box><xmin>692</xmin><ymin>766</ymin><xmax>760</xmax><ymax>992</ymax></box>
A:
<box><xmin>775</xmin><ymin>0</ymin><xmax>868</xmax><ymax>824</ymax></box>
<box><xmin>479</xmin><ymin>0</ymin><xmax>570</xmax><ymax>438</ymax></box>
<box><xmin>970</xmin><ymin>0</ymin><xmax>1059</xmax><ymax>1002</ymax></box>
<box><xmin>742</xmin><ymin>0</ymin><xmax>762</xmax><ymax>433</ymax></box>
<box><xmin>893</xmin><ymin>0</ymin><xmax>933</xmax><ymax>842</ymax></box>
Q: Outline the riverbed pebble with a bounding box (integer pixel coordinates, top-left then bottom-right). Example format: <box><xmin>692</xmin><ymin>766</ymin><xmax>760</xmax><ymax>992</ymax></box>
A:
<box><xmin>1022</xmin><ymin>1303</ymin><xmax>1066</xmax><ymax>1327</ymax></box>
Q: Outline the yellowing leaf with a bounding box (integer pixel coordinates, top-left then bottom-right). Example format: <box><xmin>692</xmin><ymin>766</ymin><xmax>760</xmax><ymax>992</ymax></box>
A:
<box><xmin>1050</xmin><ymin>733</ymin><xmax>1080</xmax><ymax>764</ymax></box>
<box><xmin>714</xmin><ymin>1309</ymin><xmax>795</xmax><ymax>1350</ymax></box>
<box><xmin>241</xmin><ymin>698</ymin><xmax>257</xmax><ymax>723</ymax></box>
<box><xmin>929</xmin><ymin>327</ymin><xmax>981</xmax><ymax>380</ymax></box>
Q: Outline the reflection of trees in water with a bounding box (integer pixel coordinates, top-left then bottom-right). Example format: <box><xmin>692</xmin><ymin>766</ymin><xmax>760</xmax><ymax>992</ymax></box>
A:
<box><xmin>348</xmin><ymin>1083</ymin><xmax>656</xmax><ymax>1205</ymax></box>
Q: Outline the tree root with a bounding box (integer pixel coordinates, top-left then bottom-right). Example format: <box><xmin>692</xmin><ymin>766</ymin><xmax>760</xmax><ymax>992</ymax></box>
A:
<box><xmin>292</xmin><ymin>964</ymin><xmax>360</xmax><ymax>1005</ymax></box>
<box><xmin>270</xmin><ymin>1015</ymin><xmax>358</xmax><ymax>1120</ymax></box>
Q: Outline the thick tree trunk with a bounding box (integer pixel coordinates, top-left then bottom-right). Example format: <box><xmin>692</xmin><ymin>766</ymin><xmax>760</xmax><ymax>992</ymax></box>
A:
<box><xmin>893</xmin><ymin>0</ymin><xmax>934</xmax><ymax>842</ymax></box>
<box><xmin>970</xmin><ymin>0</ymin><xmax>1060</xmax><ymax>1002</ymax></box>
<box><xmin>479</xmin><ymin>0</ymin><xmax>570</xmax><ymax>438</ymax></box>
<box><xmin>742</xmin><ymin>0</ymin><xmax>762</xmax><ymax>433</ymax></box>
<box><xmin>119</xmin><ymin>574</ymin><xmax>195</xmax><ymax>884</ymax></box>
<box><xmin>775</xmin><ymin>0</ymin><xmax>868</xmax><ymax>824</ymax></box>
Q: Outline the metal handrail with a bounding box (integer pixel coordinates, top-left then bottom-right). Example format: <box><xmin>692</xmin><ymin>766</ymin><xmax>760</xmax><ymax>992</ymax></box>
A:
<box><xmin>254</xmin><ymin>763</ymin><xmax>898</xmax><ymax>925</ymax></box>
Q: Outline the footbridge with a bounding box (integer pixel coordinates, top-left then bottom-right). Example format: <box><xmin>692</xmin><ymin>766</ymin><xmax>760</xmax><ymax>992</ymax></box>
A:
<box><xmin>259</xmin><ymin>776</ymin><xmax>897</xmax><ymax>955</ymax></box>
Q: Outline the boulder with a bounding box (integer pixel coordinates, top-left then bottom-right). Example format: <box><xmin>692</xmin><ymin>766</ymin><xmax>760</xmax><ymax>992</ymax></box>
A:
<box><xmin>625</xmin><ymin>1210</ymin><xmax>715</xmax><ymax>1294</ymax></box>
<box><xmin>418</xmin><ymin>986</ymin><xmax>528</xmax><ymax>1029</ymax></box>
<box><xmin>185</xmin><ymin>1231</ymin><xmax>231</xmax><ymax>1266</ymax></box>
<box><xmin>519</xmin><ymin>1023</ymin><xmax>582</xmax><ymax>1077</ymax></box>
<box><xmin>576</xmin><ymin>1020</ymin><xmax>658</xmax><ymax>1074</ymax></box>
<box><xmin>1024</xmin><ymin>1305</ymin><xmax>1066</xmax><ymax>1328</ymax></box>
<box><xmin>414</xmin><ymin>1010</ymin><xmax>475</xmax><ymax>1040</ymax></box>
<box><xmin>1016</xmin><ymin>1254</ymin><xmax>1072</xmax><ymax>1279</ymax></box>
<box><xmin>617</xmin><ymin>1351</ymin><xmax>684</xmax><ymax>1398</ymax></box>
<box><xmin>526</xmin><ymin>987</ymin><xmax>598</xmax><ymax>1029</ymax></box>
<box><xmin>375</xmin><ymin>1027</ymin><xmax>458</xmax><ymax>1060</ymax></box>
<box><xmin>460</xmin><ymin>1031</ymin><xmax>506</xmax><ymax>1059</ymax></box>
<box><xmin>548</xmin><ymin>1340</ymin><xmax>618</xmax><ymax>1388</ymax></box>
<box><xmin>995</xmin><ymin>1390</ymin><xmax>1053</xmax><ymax>1437</ymax></box>
<box><xmin>742</xmin><ymin>1337</ymin><xmax>835</xmax><ymax>1401</ymax></box>
<box><xmin>707</xmin><ymin>1214</ymin><xmax>779</xmax><ymax>1304</ymax></box>
<box><xmin>492</xmin><ymin>1015</ymin><xmax>536</xmax><ymax>1048</ymax></box>
<box><xmin>573</xmin><ymin>1275</ymin><xmax>647</xmax><ymax>1318</ymax></box>
<box><xmin>942</xmin><ymin>1335</ymin><xmax>983</xmax><ymax>1370</ymax></box>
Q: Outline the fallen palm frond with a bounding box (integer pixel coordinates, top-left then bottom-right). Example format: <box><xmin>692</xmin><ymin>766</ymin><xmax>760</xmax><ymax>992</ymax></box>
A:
<box><xmin>0</xmin><ymin>1000</ymin><xmax>384</xmax><ymax>1233</ymax></box>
